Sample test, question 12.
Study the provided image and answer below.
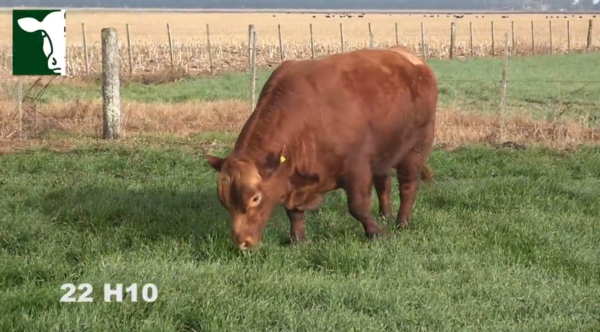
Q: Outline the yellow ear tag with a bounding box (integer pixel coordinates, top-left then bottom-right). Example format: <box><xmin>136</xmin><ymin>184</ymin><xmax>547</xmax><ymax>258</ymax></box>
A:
<box><xmin>280</xmin><ymin>156</ymin><xmax>286</xmax><ymax>163</ymax></box>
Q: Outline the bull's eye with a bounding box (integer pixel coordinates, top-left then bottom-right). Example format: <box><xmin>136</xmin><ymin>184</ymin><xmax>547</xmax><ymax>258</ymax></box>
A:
<box><xmin>249</xmin><ymin>193</ymin><xmax>261</xmax><ymax>207</ymax></box>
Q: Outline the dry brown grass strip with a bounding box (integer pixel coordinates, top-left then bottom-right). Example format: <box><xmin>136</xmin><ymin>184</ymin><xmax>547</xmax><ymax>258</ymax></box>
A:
<box><xmin>1</xmin><ymin>98</ymin><xmax>598</xmax><ymax>150</ymax></box>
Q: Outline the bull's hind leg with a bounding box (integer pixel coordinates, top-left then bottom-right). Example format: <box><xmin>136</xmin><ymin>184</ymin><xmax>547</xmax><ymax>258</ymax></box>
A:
<box><xmin>344</xmin><ymin>169</ymin><xmax>384</xmax><ymax>239</ymax></box>
<box><xmin>373</xmin><ymin>174</ymin><xmax>393</xmax><ymax>220</ymax></box>
<box><xmin>394</xmin><ymin>143</ymin><xmax>433</xmax><ymax>228</ymax></box>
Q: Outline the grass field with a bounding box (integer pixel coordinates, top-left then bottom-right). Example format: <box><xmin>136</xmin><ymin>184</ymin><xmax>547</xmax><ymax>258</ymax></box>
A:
<box><xmin>0</xmin><ymin>11</ymin><xmax>599</xmax><ymax>74</ymax></box>
<box><xmin>1</xmin><ymin>140</ymin><xmax>599</xmax><ymax>331</ymax></box>
<box><xmin>0</xmin><ymin>35</ymin><xmax>599</xmax><ymax>329</ymax></box>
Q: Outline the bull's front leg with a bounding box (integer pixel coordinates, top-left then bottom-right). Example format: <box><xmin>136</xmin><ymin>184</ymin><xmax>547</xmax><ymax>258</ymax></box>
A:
<box><xmin>285</xmin><ymin>208</ymin><xmax>306</xmax><ymax>243</ymax></box>
<box><xmin>344</xmin><ymin>170</ymin><xmax>384</xmax><ymax>239</ymax></box>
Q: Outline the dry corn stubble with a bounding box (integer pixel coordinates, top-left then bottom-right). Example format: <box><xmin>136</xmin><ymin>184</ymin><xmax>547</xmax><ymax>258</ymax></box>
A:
<box><xmin>0</xmin><ymin>12</ymin><xmax>598</xmax><ymax>75</ymax></box>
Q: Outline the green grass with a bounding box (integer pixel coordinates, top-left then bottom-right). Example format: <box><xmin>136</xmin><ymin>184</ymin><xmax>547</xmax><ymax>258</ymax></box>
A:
<box><xmin>1</xmin><ymin>141</ymin><xmax>599</xmax><ymax>331</ymax></box>
<box><xmin>13</xmin><ymin>52</ymin><xmax>600</xmax><ymax>123</ymax></box>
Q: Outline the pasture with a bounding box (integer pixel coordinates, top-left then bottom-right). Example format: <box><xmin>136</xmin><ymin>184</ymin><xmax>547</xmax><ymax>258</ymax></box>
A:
<box><xmin>0</xmin><ymin>10</ymin><xmax>600</xmax><ymax>330</ymax></box>
<box><xmin>1</xmin><ymin>142</ymin><xmax>599</xmax><ymax>331</ymax></box>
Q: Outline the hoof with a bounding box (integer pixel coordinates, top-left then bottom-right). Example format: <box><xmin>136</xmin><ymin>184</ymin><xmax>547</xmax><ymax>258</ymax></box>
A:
<box><xmin>366</xmin><ymin>230</ymin><xmax>389</xmax><ymax>240</ymax></box>
<box><xmin>396</xmin><ymin>222</ymin><xmax>410</xmax><ymax>231</ymax></box>
<box><xmin>284</xmin><ymin>234</ymin><xmax>306</xmax><ymax>246</ymax></box>
<box><xmin>379</xmin><ymin>213</ymin><xmax>394</xmax><ymax>223</ymax></box>
<box><xmin>366</xmin><ymin>233</ymin><xmax>380</xmax><ymax>240</ymax></box>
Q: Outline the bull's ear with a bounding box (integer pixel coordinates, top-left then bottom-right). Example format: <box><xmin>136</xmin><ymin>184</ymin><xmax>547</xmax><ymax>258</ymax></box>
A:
<box><xmin>17</xmin><ymin>17</ymin><xmax>41</xmax><ymax>33</ymax></box>
<box><xmin>290</xmin><ymin>169</ymin><xmax>320</xmax><ymax>188</ymax></box>
<box><xmin>206</xmin><ymin>154</ymin><xmax>226</xmax><ymax>172</ymax></box>
<box><xmin>258</xmin><ymin>151</ymin><xmax>283</xmax><ymax>179</ymax></box>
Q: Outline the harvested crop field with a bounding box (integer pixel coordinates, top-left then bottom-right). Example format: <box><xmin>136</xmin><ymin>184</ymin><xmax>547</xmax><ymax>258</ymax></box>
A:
<box><xmin>0</xmin><ymin>11</ymin><xmax>597</xmax><ymax>44</ymax></box>
<box><xmin>0</xmin><ymin>11</ymin><xmax>598</xmax><ymax>74</ymax></box>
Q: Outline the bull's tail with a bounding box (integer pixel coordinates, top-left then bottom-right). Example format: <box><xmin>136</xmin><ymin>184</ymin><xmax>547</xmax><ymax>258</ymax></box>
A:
<box><xmin>420</xmin><ymin>164</ymin><xmax>433</xmax><ymax>183</ymax></box>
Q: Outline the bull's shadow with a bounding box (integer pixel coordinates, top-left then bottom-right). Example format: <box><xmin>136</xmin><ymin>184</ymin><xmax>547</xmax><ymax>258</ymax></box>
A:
<box><xmin>38</xmin><ymin>184</ymin><xmax>246</xmax><ymax>260</ymax></box>
<box><xmin>38</xmin><ymin>178</ymin><xmax>384</xmax><ymax>258</ymax></box>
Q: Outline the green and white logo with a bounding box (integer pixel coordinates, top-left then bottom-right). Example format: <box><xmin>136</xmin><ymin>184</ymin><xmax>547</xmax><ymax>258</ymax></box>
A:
<box><xmin>13</xmin><ymin>9</ymin><xmax>67</xmax><ymax>76</ymax></box>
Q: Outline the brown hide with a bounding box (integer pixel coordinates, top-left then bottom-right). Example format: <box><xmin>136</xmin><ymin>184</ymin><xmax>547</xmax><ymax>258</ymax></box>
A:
<box><xmin>206</xmin><ymin>46</ymin><xmax>438</xmax><ymax>249</ymax></box>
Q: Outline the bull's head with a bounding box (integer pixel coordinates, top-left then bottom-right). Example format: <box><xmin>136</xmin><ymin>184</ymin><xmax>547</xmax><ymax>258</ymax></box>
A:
<box><xmin>206</xmin><ymin>151</ymin><xmax>287</xmax><ymax>250</ymax></box>
<box><xmin>17</xmin><ymin>10</ymin><xmax>66</xmax><ymax>75</ymax></box>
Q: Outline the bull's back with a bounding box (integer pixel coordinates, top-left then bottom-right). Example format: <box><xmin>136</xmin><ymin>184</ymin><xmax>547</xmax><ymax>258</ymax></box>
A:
<box><xmin>367</xmin><ymin>48</ymin><xmax>438</xmax><ymax>143</ymax></box>
<box><xmin>364</xmin><ymin>48</ymin><xmax>438</xmax><ymax>170</ymax></box>
<box><xmin>239</xmin><ymin>48</ymin><xmax>438</xmax><ymax>179</ymax></box>
<box><xmin>296</xmin><ymin>49</ymin><xmax>438</xmax><ymax>159</ymax></box>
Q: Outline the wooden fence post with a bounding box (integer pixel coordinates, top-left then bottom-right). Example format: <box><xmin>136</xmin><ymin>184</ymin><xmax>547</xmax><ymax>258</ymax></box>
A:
<box><xmin>420</xmin><ymin>22</ymin><xmax>425</xmax><ymax>58</ymax></box>
<box><xmin>339</xmin><ymin>23</ymin><xmax>344</xmax><ymax>52</ymax></box>
<box><xmin>549</xmin><ymin>20</ymin><xmax>553</xmax><ymax>54</ymax></box>
<box><xmin>368</xmin><ymin>22</ymin><xmax>374</xmax><ymax>48</ymax></box>
<box><xmin>206</xmin><ymin>24</ymin><xmax>213</xmax><ymax>74</ymax></box>
<box><xmin>511</xmin><ymin>21</ymin><xmax>515</xmax><ymax>52</ymax></box>
<box><xmin>469</xmin><ymin>21</ymin><xmax>474</xmax><ymax>57</ymax></box>
<box><xmin>101</xmin><ymin>28</ymin><xmax>121</xmax><ymax>139</ymax></box>
<box><xmin>17</xmin><ymin>81</ymin><xmax>23</xmax><ymax>139</ymax></box>
<box><xmin>567</xmin><ymin>20</ymin><xmax>571</xmax><ymax>53</ymax></box>
<box><xmin>531</xmin><ymin>21</ymin><xmax>535</xmax><ymax>55</ymax></box>
<box><xmin>587</xmin><ymin>19</ymin><xmax>593</xmax><ymax>51</ymax></box>
<box><xmin>500</xmin><ymin>32</ymin><xmax>510</xmax><ymax>143</ymax></box>
<box><xmin>309</xmin><ymin>23</ymin><xmax>315</xmax><ymax>58</ymax></box>
<box><xmin>249</xmin><ymin>27</ymin><xmax>257</xmax><ymax>110</ymax></box>
<box><xmin>167</xmin><ymin>23</ymin><xmax>174</xmax><ymax>73</ymax></box>
<box><xmin>248</xmin><ymin>24</ymin><xmax>255</xmax><ymax>68</ymax></box>
<box><xmin>395</xmin><ymin>22</ymin><xmax>399</xmax><ymax>45</ymax></box>
<box><xmin>449</xmin><ymin>22</ymin><xmax>456</xmax><ymax>59</ymax></box>
<box><xmin>126</xmin><ymin>23</ymin><xmax>133</xmax><ymax>74</ymax></box>
<box><xmin>65</xmin><ymin>40</ymin><xmax>69</xmax><ymax>76</ymax></box>
<box><xmin>81</xmin><ymin>23</ymin><xmax>89</xmax><ymax>75</ymax></box>
<box><xmin>491</xmin><ymin>21</ymin><xmax>495</xmax><ymax>57</ymax></box>
<box><xmin>278</xmin><ymin>24</ymin><xmax>284</xmax><ymax>62</ymax></box>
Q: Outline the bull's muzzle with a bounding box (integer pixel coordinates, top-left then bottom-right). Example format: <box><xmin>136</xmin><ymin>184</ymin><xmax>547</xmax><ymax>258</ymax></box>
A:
<box><xmin>233</xmin><ymin>234</ymin><xmax>259</xmax><ymax>250</ymax></box>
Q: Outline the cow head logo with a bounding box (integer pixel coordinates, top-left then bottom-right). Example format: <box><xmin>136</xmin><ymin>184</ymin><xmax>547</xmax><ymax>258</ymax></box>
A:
<box><xmin>13</xmin><ymin>9</ymin><xmax>66</xmax><ymax>76</ymax></box>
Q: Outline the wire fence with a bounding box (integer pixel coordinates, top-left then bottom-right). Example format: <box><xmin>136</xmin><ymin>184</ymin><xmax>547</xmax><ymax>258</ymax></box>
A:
<box><xmin>0</xmin><ymin>16</ymin><xmax>598</xmax><ymax>75</ymax></box>
<box><xmin>0</xmin><ymin>20</ymin><xmax>599</xmax><ymax>148</ymax></box>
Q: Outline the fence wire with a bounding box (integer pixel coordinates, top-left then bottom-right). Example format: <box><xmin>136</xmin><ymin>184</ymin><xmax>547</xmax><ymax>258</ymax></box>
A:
<box><xmin>0</xmin><ymin>21</ymin><xmax>598</xmax><ymax>149</ymax></box>
<box><xmin>0</xmin><ymin>17</ymin><xmax>598</xmax><ymax>75</ymax></box>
